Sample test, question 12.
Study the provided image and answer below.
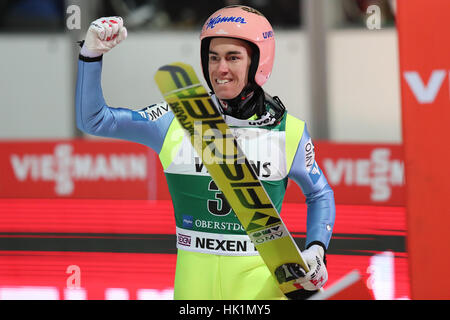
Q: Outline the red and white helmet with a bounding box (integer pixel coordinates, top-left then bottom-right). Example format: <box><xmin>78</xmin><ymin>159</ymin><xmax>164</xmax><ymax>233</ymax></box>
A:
<box><xmin>200</xmin><ymin>5</ymin><xmax>275</xmax><ymax>90</ymax></box>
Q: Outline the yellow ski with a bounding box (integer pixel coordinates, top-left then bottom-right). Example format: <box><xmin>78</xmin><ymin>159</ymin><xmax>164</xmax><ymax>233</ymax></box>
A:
<box><xmin>154</xmin><ymin>62</ymin><xmax>317</xmax><ymax>299</ymax></box>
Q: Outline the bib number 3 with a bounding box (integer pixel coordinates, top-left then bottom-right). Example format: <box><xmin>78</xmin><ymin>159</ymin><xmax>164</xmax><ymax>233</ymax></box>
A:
<box><xmin>207</xmin><ymin>180</ymin><xmax>232</xmax><ymax>216</ymax></box>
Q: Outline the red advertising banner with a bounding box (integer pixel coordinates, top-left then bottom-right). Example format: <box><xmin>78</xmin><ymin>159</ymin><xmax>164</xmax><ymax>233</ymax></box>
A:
<box><xmin>0</xmin><ymin>140</ymin><xmax>405</xmax><ymax>206</ymax></box>
<box><xmin>397</xmin><ymin>0</ymin><xmax>450</xmax><ymax>299</ymax></box>
<box><xmin>284</xmin><ymin>142</ymin><xmax>405</xmax><ymax>206</ymax></box>
<box><xmin>0</xmin><ymin>140</ymin><xmax>156</xmax><ymax>200</ymax></box>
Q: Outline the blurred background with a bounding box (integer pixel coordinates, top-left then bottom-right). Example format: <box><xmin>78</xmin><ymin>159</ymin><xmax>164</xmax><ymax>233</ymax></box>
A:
<box><xmin>0</xmin><ymin>0</ymin><xmax>408</xmax><ymax>300</ymax></box>
<box><xmin>0</xmin><ymin>0</ymin><xmax>399</xmax><ymax>142</ymax></box>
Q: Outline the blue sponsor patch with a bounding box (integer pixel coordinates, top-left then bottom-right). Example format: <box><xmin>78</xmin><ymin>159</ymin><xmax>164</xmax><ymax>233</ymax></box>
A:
<box><xmin>182</xmin><ymin>215</ymin><xmax>193</xmax><ymax>229</ymax></box>
<box><xmin>206</xmin><ymin>15</ymin><xmax>247</xmax><ymax>29</ymax></box>
<box><xmin>308</xmin><ymin>161</ymin><xmax>322</xmax><ymax>185</ymax></box>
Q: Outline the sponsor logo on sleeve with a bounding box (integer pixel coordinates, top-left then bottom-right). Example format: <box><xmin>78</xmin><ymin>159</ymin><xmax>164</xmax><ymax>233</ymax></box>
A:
<box><xmin>304</xmin><ymin>138</ymin><xmax>315</xmax><ymax>172</ymax></box>
<box><xmin>133</xmin><ymin>103</ymin><xmax>170</xmax><ymax>121</ymax></box>
<box><xmin>309</xmin><ymin>161</ymin><xmax>321</xmax><ymax>185</ymax></box>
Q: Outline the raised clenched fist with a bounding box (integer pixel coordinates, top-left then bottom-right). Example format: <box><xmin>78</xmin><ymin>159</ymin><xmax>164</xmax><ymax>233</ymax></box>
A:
<box><xmin>80</xmin><ymin>16</ymin><xmax>127</xmax><ymax>58</ymax></box>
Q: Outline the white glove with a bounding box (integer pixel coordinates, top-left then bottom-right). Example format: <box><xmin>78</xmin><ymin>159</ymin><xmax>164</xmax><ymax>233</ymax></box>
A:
<box><xmin>295</xmin><ymin>244</ymin><xmax>328</xmax><ymax>291</ymax></box>
<box><xmin>80</xmin><ymin>16</ymin><xmax>127</xmax><ymax>58</ymax></box>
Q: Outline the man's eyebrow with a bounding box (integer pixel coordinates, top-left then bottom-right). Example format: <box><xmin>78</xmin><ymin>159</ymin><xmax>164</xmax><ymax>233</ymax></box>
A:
<box><xmin>208</xmin><ymin>50</ymin><xmax>244</xmax><ymax>55</ymax></box>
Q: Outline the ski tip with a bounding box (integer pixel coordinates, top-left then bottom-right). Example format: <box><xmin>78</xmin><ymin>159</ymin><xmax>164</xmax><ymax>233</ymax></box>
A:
<box><xmin>157</xmin><ymin>62</ymin><xmax>193</xmax><ymax>71</ymax></box>
<box><xmin>154</xmin><ymin>62</ymin><xmax>201</xmax><ymax>95</ymax></box>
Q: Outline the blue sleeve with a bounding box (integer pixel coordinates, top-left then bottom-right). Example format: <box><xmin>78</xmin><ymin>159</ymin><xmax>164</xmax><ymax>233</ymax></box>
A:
<box><xmin>287</xmin><ymin>125</ymin><xmax>335</xmax><ymax>250</ymax></box>
<box><xmin>75</xmin><ymin>58</ymin><xmax>174</xmax><ymax>154</ymax></box>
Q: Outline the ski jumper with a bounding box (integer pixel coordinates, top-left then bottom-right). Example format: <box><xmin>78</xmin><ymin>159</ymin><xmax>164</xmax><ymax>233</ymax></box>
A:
<box><xmin>76</xmin><ymin>57</ymin><xmax>335</xmax><ymax>299</ymax></box>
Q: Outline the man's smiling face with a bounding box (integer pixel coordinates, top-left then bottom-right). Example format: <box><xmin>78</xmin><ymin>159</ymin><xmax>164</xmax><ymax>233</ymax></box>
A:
<box><xmin>208</xmin><ymin>37</ymin><xmax>252</xmax><ymax>100</ymax></box>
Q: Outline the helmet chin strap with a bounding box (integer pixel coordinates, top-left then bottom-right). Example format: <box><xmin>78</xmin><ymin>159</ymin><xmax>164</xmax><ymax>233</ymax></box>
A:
<box><xmin>220</xmin><ymin>83</ymin><xmax>265</xmax><ymax>120</ymax></box>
